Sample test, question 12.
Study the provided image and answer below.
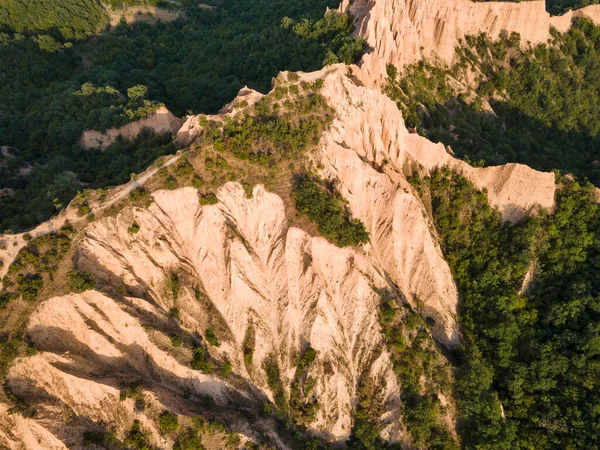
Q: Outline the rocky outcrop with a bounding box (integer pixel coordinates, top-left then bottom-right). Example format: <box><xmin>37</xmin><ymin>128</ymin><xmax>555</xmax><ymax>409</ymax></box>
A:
<box><xmin>79</xmin><ymin>106</ymin><xmax>184</xmax><ymax>149</ymax></box>
<box><xmin>2</xmin><ymin>64</ymin><xmax>560</xmax><ymax>449</ymax></box>
<box><xmin>0</xmin><ymin>402</ymin><xmax>66</xmax><ymax>450</ymax></box>
<box><xmin>70</xmin><ymin>184</ymin><xmax>401</xmax><ymax>442</ymax></box>
<box><xmin>310</xmin><ymin>65</ymin><xmax>554</xmax><ymax>339</ymax></box>
<box><xmin>341</xmin><ymin>0</ymin><xmax>600</xmax><ymax>85</ymax></box>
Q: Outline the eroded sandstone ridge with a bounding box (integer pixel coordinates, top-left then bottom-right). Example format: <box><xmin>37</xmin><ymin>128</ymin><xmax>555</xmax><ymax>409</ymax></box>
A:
<box><xmin>79</xmin><ymin>106</ymin><xmax>184</xmax><ymax>149</ymax></box>
<box><xmin>340</xmin><ymin>0</ymin><xmax>600</xmax><ymax>85</ymax></box>
<box><xmin>0</xmin><ymin>64</ymin><xmax>560</xmax><ymax>448</ymax></box>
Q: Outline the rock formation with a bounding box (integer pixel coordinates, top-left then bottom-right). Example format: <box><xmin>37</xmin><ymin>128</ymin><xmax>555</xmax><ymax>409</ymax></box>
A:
<box><xmin>340</xmin><ymin>0</ymin><xmax>600</xmax><ymax>85</ymax></box>
<box><xmin>79</xmin><ymin>106</ymin><xmax>184</xmax><ymax>150</ymax></box>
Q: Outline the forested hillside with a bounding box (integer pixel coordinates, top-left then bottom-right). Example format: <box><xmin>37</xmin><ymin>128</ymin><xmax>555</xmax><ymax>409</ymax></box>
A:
<box><xmin>0</xmin><ymin>0</ymin><xmax>362</xmax><ymax>232</ymax></box>
<box><xmin>0</xmin><ymin>0</ymin><xmax>108</xmax><ymax>37</ymax></box>
<box><xmin>410</xmin><ymin>170</ymin><xmax>600</xmax><ymax>449</ymax></box>
<box><xmin>386</xmin><ymin>18</ymin><xmax>600</xmax><ymax>185</ymax></box>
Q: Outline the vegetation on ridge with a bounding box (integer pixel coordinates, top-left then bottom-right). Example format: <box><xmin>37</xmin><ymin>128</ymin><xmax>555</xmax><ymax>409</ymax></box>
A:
<box><xmin>0</xmin><ymin>0</ymin><xmax>360</xmax><ymax>232</ymax></box>
<box><xmin>385</xmin><ymin>19</ymin><xmax>600</xmax><ymax>185</ymax></box>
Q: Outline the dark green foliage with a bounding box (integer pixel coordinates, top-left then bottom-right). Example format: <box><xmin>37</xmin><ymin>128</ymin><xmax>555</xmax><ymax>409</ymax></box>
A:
<box><xmin>198</xmin><ymin>192</ymin><xmax>218</xmax><ymax>205</ymax></box>
<box><xmin>129</xmin><ymin>187</ymin><xmax>149</xmax><ymax>202</ymax></box>
<box><xmin>191</xmin><ymin>345</ymin><xmax>213</xmax><ymax>373</ymax></box>
<box><xmin>0</xmin><ymin>0</ymin><xmax>354</xmax><ymax>232</ymax></box>
<box><xmin>293</xmin><ymin>174</ymin><xmax>369</xmax><ymax>247</ymax></box>
<box><xmin>282</xmin><ymin>11</ymin><xmax>364</xmax><ymax>65</ymax></box>
<box><xmin>289</xmin><ymin>346</ymin><xmax>319</xmax><ymax>425</ymax></box>
<box><xmin>1</xmin><ymin>231</ymin><xmax>72</xmax><ymax>302</ymax></box>
<box><xmin>170</xmin><ymin>334</ymin><xmax>183</xmax><ymax>347</ymax></box>
<box><xmin>385</xmin><ymin>20</ymin><xmax>600</xmax><ymax>186</ymax></box>
<box><xmin>220</xmin><ymin>360</ymin><xmax>233</xmax><ymax>375</ymax></box>
<box><xmin>204</xmin><ymin>327</ymin><xmax>220</xmax><ymax>347</ymax></box>
<box><xmin>167</xmin><ymin>272</ymin><xmax>180</xmax><ymax>299</ymax></box>
<box><xmin>423</xmin><ymin>170</ymin><xmax>600</xmax><ymax>449</ymax></box>
<box><xmin>16</xmin><ymin>274</ymin><xmax>44</xmax><ymax>301</ymax></box>
<box><xmin>174</xmin><ymin>427</ymin><xmax>205</xmax><ymax>450</ymax></box>
<box><xmin>174</xmin><ymin>159</ymin><xmax>194</xmax><ymax>177</ymax></box>
<box><xmin>378</xmin><ymin>292</ymin><xmax>457</xmax><ymax>450</ymax></box>
<box><xmin>158</xmin><ymin>410</ymin><xmax>179</xmax><ymax>435</ymax></box>
<box><xmin>346</xmin><ymin>375</ymin><xmax>388</xmax><ymax>450</ymax></box>
<box><xmin>125</xmin><ymin>420</ymin><xmax>151</xmax><ymax>450</ymax></box>
<box><xmin>264</xmin><ymin>355</ymin><xmax>287</xmax><ymax>410</ymax></box>
<box><xmin>204</xmin><ymin>87</ymin><xmax>334</xmax><ymax>165</ymax></box>
<box><xmin>547</xmin><ymin>0</ymin><xmax>599</xmax><ymax>14</ymax></box>
<box><xmin>128</xmin><ymin>221</ymin><xmax>140</xmax><ymax>233</ymax></box>
<box><xmin>0</xmin><ymin>0</ymin><xmax>108</xmax><ymax>37</ymax></box>
<box><xmin>69</xmin><ymin>270</ymin><xmax>95</xmax><ymax>293</ymax></box>
<box><xmin>83</xmin><ymin>430</ymin><xmax>126</xmax><ymax>449</ymax></box>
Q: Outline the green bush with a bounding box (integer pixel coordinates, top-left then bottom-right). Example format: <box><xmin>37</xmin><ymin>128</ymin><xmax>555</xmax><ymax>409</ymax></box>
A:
<box><xmin>170</xmin><ymin>334</ymin><xmax>183</xmax><ymax>347</ymax></box>
<box><xmin>263</xmin><ymin>356</ymin><xmax>286</xmax><ymax>410</ymax></box>
<box><xmin>17</xmin><ymin>274</ymin><xmax>44</xmax><ymax>301</ymax></box>
<box><xmin>129</xmin><ymin>187</ymin><xmax>149</xmax><ymax>202</ymax></box>
<box><xmin>158</xmin><ymin>410</ymin><xmax>179</xmax><ymax>435</ymax></box>
<box><xmin>191</xmin><ymin>346</ymin><xmax>213</xmax><ymax>373</ymax></box>
<box><xmin>199</xmin><ymin>193</ymin><xmax>218</xmax><ymax>205</ymax></box>
<box><xmin>174</xmin><ymin>427</ymin><xmax>205</xmax><ymax>450</ymax></box>
<box><xmin>125</xmin><ymin>420</ymin><xmax>151</xmax><ymax>450</ymax></box>
<box><xmin>128</xmin><ymin>221</ymin><xmax>140</xmax><ymax>234</ymax></box>
<box><xmin>205</xmin><ymin>327</ymin><xmax>220</xmax><ymax>347</ymax></box>
<box><xmin>68</xmin><ymin>270</ymin><xmax>95</xmax><ymax>293</ymax></box>
<box><xmin>293</xmin><ymin>174</ymin><xmax>369</xmax><ymax>247</ymax></box>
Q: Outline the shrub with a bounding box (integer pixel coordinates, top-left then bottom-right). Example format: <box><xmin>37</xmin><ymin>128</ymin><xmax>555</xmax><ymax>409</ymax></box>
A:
<box><xmin>68</xmin><ymin>270</ymin><xmax>95</xmax><ymax>293</ymax></box>
<box><xmin>169</xmin><ymin>307</ymin><xmax>180</xmax><ymax>320</ymax></box>
<box><xmin>263</xmin><ymin>356</ymin><xmax>286</xmax><ymax>410</ymax></box>
<box><xmin>221</xmin><ymin>360</ymin><xmax>232</xmax><ymax>375</ymax></box>
<box><xmin>167</xmin><ymin>272</ymin><xmax>180</xmax><ymax>299</ymax></box>
<box><xmin>125</xmin><ymin>420</ymin><xmax>151</xmax><ymax>450</ymax></box>
<box><xmin>199</xmin><ymin>192</ymin><xmax>218</xmax><ymax>205</ymax></box>
<box><xmin>129</xmin><ymin>187</ymin><xmax>149</xmax><ymax>202</ymax></box>
<box><xmin>17</xmin><ymin>274</ymin><xmax>44</xmax><ymax>301</ymax></box>
<box><xmin>128</xmin><ymin>221</ymin><xmax>140</xmax><ymax>233</ymax></box>
<box><xmin>174</xmin><ymin>160</ymin><xmax>194</xmax><ymax>177</ymax></box>
<box><xmin>205</xmin><ymin>327</ymin><xmax>220</xmax><ymax>347</ymax></box>
<box><xmin>164</xmin><ymin>176</ymin><xmax>178</xmax><ymax>190</ymax></box>
<box><xmin>170</xmin><ymin>334</ymin><xmax>183</xmax><ymax>347</ymax></box>
<box><xmin>174</xmin><ymin>427</ymin><xmax>204</xmax><ymax>450</ymax></box>
<box><xmin>158</xmin><ymin>410</ymin><xmax>179</xmax><ymax>435</ymax></box>
<box><xmin>191</xmin><ymin>345</ymin><xmax>213</xmax><ymax>373</ymax></box>
<box><xmin>293</xmin><ymin>174</ymin><xmax>369</xmax><ymax>247</ymax></box>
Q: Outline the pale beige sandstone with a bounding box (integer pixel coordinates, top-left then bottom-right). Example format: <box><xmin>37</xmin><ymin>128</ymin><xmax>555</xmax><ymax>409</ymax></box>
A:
<box><xmin>5</xmin><ymin>290</ymin><xmax>251</xmax><ymax>448</ymax></box>
<box><xmin>340</xmin><ymin>0</ymin><xmax>600</xmax><ymax>86</ymax></box>
<box><xmin>170</xmin><ymin>65</ymin><xmax>556</xmax><ymax>347</ymax></box>
<box><xmin>73</xmin><ymin>184</ymin><xmax>402</xmax><ymax>442</ymax></box>
<box><xmin>310</xmin><ymin>66</ymin><xmax>554</xmax><ymax>341</ymax></box>
<box><xmin>0</xmin><ymin>402</ymin><xmax>66</xmax><ymax>450</ymax></box>
<box><xmin>176</xmin><ymin>86</ymin><xmax>264</xmax><ymax>145</ymax></box>
<box><xmin>79</xmin><ymin>106</ymin><xmax>184</xmax><ymax>149</ymax></box>
<box><xmin>550</xmin><ymin>4</ymin><xmax>600</xmax><ymax>32</ymax></box>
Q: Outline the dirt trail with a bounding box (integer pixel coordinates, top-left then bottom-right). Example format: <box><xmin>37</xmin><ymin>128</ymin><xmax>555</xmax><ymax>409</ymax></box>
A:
<box><xmin>0</xmin><ymin>151</ymin><xmax>185</xmax><ymax>286</ymax></box>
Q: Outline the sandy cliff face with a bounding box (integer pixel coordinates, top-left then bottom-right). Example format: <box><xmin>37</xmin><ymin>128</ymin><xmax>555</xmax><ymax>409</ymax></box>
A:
<box><xmin>341</xmin><ymin>0</ymin><xmax>600</xmax><ymax>85</ymax></box>
<box><xmin>79</xmin><ymin>106</ymin><xmax>184</xmax><ymax>149</ymax></box>
<box><xmin>310</xmin><ymin>66</ymin><xmax>554</xmax><ymax>340</ymax></box>
<box><xmin>70</xmin><ymin>184</ymin><xmax>401</xmax><ymax>442</ymax></box>
<box><xmin>1</xmin><ymin>64</ymin><xmax>559</xmax><ymax>448</ymax></box>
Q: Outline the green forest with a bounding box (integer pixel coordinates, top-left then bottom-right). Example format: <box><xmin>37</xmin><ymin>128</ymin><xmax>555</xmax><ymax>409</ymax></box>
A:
<box><xmin>0</xmin><ymin>0</ymin><xmax>362</xmax><ymax>232</ymax></box>
<box><xmin>412</xmin><ymin>170</ymin><xmax>600</xmax><ymax>449</ymax></box>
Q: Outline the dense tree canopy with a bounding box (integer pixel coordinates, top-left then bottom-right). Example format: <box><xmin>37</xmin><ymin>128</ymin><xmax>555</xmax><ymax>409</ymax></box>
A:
<box><xmin>0</xmin><ymin>0</ymin><xmax>362</xmax><ymax>232</ymax></box>
<box><xmin>415</xmin><ymin>170</ymin><xmax>600</xmax><ymax>449</ymax></box>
